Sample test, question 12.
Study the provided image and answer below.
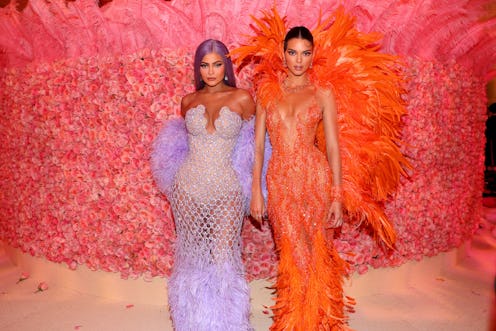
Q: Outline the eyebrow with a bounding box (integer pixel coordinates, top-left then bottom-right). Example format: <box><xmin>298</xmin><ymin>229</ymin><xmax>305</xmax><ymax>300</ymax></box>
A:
<box><xmin>200</xmin><ymin>60</ymin><xmax>224</xmax><ymax>65</ymax></box>
<box><xmin>286</xmin><ymin>48</ymin><xmax>312</xmax><ymax>52</ymax></box>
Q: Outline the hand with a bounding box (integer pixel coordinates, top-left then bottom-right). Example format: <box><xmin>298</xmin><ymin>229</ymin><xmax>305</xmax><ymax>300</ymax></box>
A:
<box><xmin>327</xmin><ymin>201</ymin><xmax>343</xmax><ymax>228</ymax></box>
<box><xmin>250</xmin><ymin>191</ymin><xmax>266</xmax><ymax>225</ymax></box>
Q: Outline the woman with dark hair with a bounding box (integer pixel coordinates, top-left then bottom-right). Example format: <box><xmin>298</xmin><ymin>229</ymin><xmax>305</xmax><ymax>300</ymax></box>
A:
<box><xmin>151</xmin><ymin>39</ymin><xmax>255</xmax><ymax>330</ymax></box>
<box><xmin>234</xmin><ymin>8</ymin><xmax>408</xmax><ymax>330</ymax></box>
<box><xmin>249</xmin><ymin>25</ymin><xmax>347</xmax><ymax>330</ymax></box>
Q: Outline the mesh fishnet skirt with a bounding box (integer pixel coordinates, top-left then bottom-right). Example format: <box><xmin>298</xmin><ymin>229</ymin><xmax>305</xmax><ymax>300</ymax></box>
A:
<box><xmin>168</xmin><ymin>180</ymin><xmax>252</xmax><ymax>331</ymax></box>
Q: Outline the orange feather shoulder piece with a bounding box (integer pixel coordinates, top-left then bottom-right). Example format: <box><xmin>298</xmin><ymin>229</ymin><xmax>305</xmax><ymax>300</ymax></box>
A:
<box><xmin>232</xmin><ymin>7</ymin><xmax>410</xmax><ymax>249</ymax></box>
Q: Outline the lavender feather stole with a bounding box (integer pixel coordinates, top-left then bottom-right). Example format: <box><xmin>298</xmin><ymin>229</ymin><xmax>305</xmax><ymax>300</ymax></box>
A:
<box><xmin>150</xmin><ymin>117</ymin><xmax>189</xmax><ymax>197</ymax></box>
<box><xmin>150</xmin><ymin>117</ymin><xmax>265</xmax><ymax>214</ymax></box>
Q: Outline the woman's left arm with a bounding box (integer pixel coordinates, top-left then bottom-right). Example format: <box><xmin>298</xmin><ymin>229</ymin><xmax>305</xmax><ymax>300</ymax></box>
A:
<box><xmin>320</xmin><ymin>88</ymin><xmax>343</xmax><ymax>227</ymax></box>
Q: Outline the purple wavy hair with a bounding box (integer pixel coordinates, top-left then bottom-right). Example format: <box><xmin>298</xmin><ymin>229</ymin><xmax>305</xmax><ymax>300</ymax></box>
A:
<box><xmin>194</xmin><ymin>39</ymin><xmax>236</xmax><ymax>91</ymax></box>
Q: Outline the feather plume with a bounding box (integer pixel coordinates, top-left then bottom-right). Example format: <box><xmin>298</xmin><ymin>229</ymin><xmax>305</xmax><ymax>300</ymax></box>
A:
<box><xmin>359</xmin><ymin>0</ymin><xmax>496</xmax><ymax>78</ymax></box>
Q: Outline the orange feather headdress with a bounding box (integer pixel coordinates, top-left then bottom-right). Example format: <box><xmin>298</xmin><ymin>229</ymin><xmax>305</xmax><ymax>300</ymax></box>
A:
<box><xmin>231</xmin><ymin>7</ymin><xmax>411</xmax><ymax>249</ymax></box>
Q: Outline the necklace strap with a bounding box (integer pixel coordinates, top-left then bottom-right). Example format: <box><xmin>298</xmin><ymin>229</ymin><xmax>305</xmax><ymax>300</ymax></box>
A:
<box><xmin>282</xmin><ymin>78</ymin><xmax>312</xmax><ymax>93</ymax></box>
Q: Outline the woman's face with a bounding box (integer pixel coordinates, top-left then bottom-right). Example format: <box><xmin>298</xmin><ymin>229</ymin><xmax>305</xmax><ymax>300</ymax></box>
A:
<box><xmin>199</xmin><ymin>52</ymin><xmax>226</xmax><ymax>87</ymax></box>
<box><xmin>284</xmin><ymin>38</ymin><xmax>313</xmax><ymax>77</ymax></box>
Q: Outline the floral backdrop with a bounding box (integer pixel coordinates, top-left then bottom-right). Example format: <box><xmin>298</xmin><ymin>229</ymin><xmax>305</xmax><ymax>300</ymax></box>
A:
<box><xmin>0</xmin><ymin>49</ymin><xmax>488</xmax><ymax>280</ymax></box>
<box><xmin>0</xmin><ymin>0</ymin><xmax>494</xmax><ymax>280</ymax></box>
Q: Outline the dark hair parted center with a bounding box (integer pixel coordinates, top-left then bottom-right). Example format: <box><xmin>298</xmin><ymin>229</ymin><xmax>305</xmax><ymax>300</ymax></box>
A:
<box><xmin>283</xmin><ymin>26</ymin><xmax>314</xmax><ymax>51</ymax></box>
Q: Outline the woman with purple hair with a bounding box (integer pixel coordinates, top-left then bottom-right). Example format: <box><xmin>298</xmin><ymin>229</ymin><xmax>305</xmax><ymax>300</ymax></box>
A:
<box><xmin>151</xmin><ymin>39</ymin><xmax>255</xmax><ymax>330</ymax></box>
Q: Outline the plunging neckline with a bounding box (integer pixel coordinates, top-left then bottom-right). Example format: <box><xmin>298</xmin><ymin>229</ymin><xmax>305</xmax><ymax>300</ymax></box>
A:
<box><xmin>193</xmin><ymin>104</ymin><xmax>241</xmax><ymax>134</ymax></box>
<box><xmin>272</xmin><ymin>95</ymin><xmax>320</xmax><ymax>127</ymax></box>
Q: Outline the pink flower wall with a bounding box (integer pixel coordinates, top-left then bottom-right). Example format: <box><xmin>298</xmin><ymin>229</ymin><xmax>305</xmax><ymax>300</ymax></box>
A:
<box><xmin>0</xmin><ymin>49</ymin><xmax>192</xmax><ymax>279</ymax></box>
<box><xmin>0</xmin><ymin>0</ymin><xmax>494</xmax><ymax>280</ymax></box>
<box><xmin>0</xmin><ymin>48</ymin><xmax>488</xmax><ymax>279</ymax></box>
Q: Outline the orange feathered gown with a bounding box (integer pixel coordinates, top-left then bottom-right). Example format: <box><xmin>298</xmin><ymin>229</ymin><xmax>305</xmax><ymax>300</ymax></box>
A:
<box><xmin>266</xmin><ymin>97</ymin><xmax>352</xmax><ymax>330</ymax></box>
<box><xmin>232</xmin><ymin>7</ymin><xmax>409</xmax><ymax>331</ymax></box>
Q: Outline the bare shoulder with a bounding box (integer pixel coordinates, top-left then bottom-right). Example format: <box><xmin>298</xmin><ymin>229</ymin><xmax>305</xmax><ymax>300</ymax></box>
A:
<box><xmin>315</xmin><ymin>87</ymin><xmax>335</xmax><ymax>102</ymax></box>
<box><xmin>233</xmin><ymin>88</ymin><xmax>255</xmax><ymax>119</ymax></box>
<box><xmin>180</xmin><ymin>91</ymin><xmax>198</xmax><ymax>116</ymax></box>
<box><xmin>233</xmin><ymin>88</ymin><xmax>254</xmax><ymax>103</ymax></box>
<box><xmin>315</xmin><ymin>87</ymin><xmax>336</xmax><ymax>111</ymax></box>
<box><xmin>181</xmin><ymin>91</ymin><xmax>197</xmax><ymax>108</ymax></box>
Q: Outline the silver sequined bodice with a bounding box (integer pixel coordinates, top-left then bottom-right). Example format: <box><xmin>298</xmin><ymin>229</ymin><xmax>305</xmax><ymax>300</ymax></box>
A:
<box><xmin>170</xmin><ymin>105</ymin><xmax>244</xmax><ymax>263</ymax></box>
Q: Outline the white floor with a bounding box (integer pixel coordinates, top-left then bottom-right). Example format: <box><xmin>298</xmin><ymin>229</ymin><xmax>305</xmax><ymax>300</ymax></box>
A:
<box><xmin>1</xmin><ymin>201</ymin><xmax>495</xmax><ymax>331</ymax></box>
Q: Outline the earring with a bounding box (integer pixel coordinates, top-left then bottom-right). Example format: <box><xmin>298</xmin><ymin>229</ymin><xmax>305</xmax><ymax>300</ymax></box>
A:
<box><xmin>224</xmin><ymin>75</ymin><xmax>228</xmax><ymax>81</ymax></box>
<box><xmin>309</xmin><ymin>63</ymin><xmax>313</xmax><ymax>69</ymax></box>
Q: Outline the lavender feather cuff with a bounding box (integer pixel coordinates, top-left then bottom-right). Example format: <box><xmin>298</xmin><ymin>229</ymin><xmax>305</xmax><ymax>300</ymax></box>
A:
<box><xmin>232</xmin><ymin>118</ymin><xmax>255</xmax><ymax>213</ymax></box>
<box><xmin>150</xmin><ymin>117</ymin><xmax>188</xmax><ymax>197</ymax></box>
<box><xmin>262</xmin><ymin>133</ymin><xmax>272</xmax><ymax>202</ymax></box>
<box><xmin>232</xmin><ymin>119</ymin><xmax>271</xmax><ymax>213</ymax></box>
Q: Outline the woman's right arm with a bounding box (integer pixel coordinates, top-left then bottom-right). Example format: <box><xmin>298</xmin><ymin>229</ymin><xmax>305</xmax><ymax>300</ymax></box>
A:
<box><xmin>250</xmin><ymin>103</ymin><xmax>267</xmax><ymax>223</ymax></box>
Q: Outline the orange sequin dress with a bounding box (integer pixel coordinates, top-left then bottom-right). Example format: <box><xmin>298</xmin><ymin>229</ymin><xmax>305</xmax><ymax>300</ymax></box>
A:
<box><xmin>265</xmin><ymin>93</ymin><xmax>351</xmax><ymax>331</ymax></box>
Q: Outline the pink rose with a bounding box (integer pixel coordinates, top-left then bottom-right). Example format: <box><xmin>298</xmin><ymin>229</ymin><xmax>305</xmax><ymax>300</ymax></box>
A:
<box><xmin>16</xmin><ymin>271</ymin><xmax>30</xmax><ymax>284</ymax></box>
<box><xmin>35</xmin><ymin>281</ymin><xmax>48</xmax><ymax>293</ymax></box>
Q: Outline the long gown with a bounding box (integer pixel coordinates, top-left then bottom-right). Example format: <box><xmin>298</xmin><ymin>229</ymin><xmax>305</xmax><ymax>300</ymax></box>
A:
<box><xmin>167</xmin><ymin>105</ymin><xmax>252</xmax><ymax>331</ymax></box>
<box><xmin>265</xmin><ymin>94</ymin><xmax>351</xmax><ymax>331</ymax></box>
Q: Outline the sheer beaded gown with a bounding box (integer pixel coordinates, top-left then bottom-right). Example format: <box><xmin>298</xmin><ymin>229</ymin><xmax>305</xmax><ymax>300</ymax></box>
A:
<box><xmin>265</xmin><ymin>94</ymin><xmax>350</xmax><ymax>331</ymax></box>
<box><xmin>167</xmin><ymin>105</ymin><xmax>252</xmax><ymax>331</ymax></box>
